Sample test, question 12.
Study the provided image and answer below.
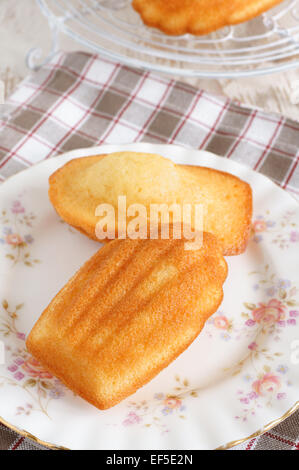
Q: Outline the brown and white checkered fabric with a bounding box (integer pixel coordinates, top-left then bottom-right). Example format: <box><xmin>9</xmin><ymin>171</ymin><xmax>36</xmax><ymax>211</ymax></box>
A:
<box><xmin>0</xmin><ymin>51</ymin><xmax>298</xmax><ymax>450</ymax></box>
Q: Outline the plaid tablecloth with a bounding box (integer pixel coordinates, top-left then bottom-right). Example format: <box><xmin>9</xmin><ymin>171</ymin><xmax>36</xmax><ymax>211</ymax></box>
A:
<box><xmin>0</xmin><ymin>51</ymin><xmax>298</xmax><ymax>450</ymax></box>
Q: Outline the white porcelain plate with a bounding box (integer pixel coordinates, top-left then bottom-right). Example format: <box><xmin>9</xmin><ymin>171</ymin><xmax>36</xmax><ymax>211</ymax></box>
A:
<box><xmin>0</xmin><ymin>143</ymin><xmax>298</xmax><ymax>450</ymax></box>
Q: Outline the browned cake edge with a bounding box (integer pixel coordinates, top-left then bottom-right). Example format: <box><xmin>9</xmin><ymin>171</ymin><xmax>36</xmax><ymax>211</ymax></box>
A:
<box><xmin>179</xmin><ymin>164</ymin><xmax>253</xmax><ymax>256</ymax></box>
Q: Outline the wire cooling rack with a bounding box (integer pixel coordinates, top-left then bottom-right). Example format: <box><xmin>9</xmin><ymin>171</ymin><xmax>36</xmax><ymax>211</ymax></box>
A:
<box><xmin>27</xmin><ymin>0</ymin><xmax>299</xmax><ymax>78</ymax></box>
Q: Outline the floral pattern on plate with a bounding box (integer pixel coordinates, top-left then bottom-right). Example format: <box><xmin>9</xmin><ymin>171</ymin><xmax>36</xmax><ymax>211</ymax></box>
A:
<box><xmin>207</xmin><ymin>264</ymin><xmax>298</xmax><ymax>423</ymax></box>
<box><xmin>252</xmin><ymin>211</ymin><xmax>299</xmax><ymax>249</ymax></box>
<box><xmin>0</xmin><ymin>199</ymin><xmax>40</xmax><ymax>267</ymax></box>
<box><xmin>0</xmin><ymin>300</ymin><xmax>66</xmax><ymax>417</ymax></box>
<box><xmin>234</xmin><ymin>363</ymin><xmax>292</xmax><ymax>422</ymax></box>
<box><xmin>122</xmin><ymin>376</ymin><xmax>198</xmax><ymax>434</ymax></box>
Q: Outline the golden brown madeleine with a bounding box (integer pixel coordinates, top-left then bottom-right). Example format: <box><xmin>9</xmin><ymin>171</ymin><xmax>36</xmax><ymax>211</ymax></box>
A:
<box><xmin>27</xmin><ymin>233</ymin><xmax>227</xmax><ymax>410</ymax></box>
<box><xmin>132</xmin><ymin>0</ymin><xmax>284</xmax><ymax>36</ymax></box>
<box><xmin>48</xmin><ymin>152</ymin><xmax>252</xmax><ymax>255</ymax></box>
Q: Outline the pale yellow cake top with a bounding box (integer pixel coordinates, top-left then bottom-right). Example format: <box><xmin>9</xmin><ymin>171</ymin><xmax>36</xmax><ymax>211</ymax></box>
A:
<box><xmin>81</xmin><ymin>152</ymin><xmax>182</xmax><ymax>208</ymax></box>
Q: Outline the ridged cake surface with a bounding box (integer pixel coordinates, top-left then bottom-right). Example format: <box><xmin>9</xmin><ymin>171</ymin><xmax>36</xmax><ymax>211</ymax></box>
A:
<box><xmin>27</xmin><ymin>233</ymin><xmax>227</xmax><ymax>409</ymax></box>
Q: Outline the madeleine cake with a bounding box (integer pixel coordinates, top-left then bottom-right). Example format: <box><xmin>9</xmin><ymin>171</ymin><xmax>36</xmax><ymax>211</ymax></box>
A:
<box><xmin>132</xmin><ymin>0</ymin><xmax>284</xmax><ymax>36</ymax></box>
<box><xmin>49</xmin><ymin>151</ymin><xmax>252</xmax><ymax>255</ymax></box>
<box><xmin>27</xmin><ymin>233</ymin><xmax>227</xmax><ymax>410</ymax></box>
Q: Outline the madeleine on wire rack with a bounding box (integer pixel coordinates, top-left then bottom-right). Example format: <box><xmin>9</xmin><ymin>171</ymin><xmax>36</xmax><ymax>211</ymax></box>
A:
<box><xmin>132</xmin><ymin>0</ymin><xmax>284</xmax><ymax>36</ymax></box>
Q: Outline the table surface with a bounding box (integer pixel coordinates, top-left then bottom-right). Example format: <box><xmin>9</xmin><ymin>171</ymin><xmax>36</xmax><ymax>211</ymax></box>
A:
<box><xmin>1</xmin><ymin>0</ymin><xmax>299</xmax><ymax>122</ymax></box>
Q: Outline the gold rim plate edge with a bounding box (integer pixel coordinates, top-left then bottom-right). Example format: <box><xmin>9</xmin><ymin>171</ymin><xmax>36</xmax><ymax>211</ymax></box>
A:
<box><xmin>1</xmin><ymin>401</ymin><xmax>298</xmax><ymax>450</ymax></box>
<box><xmin>0</xmin><ymin>415</ymin><xmax>67</xmax><ymax>450</ymax></box>
<box><xmin>217</xmin><ymin>401</ymin><xmax>299</xmax><ymax>450</ymax></box>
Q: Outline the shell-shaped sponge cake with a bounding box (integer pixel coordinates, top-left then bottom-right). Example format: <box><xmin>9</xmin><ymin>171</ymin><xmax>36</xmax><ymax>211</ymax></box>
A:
<box><xmin>132</xmin><ymin>0</ymin><xmax>284</xmax><ymax>36</ymax></box>
<box><xmin>49</xmin><ymin>152</ymin><xmax>252</xmax><ymax>256</ymax></box>
<box><xmin>27</xmin><ymin>233</ymin><xmax>227</xmax><ymax>410</ymax></box>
